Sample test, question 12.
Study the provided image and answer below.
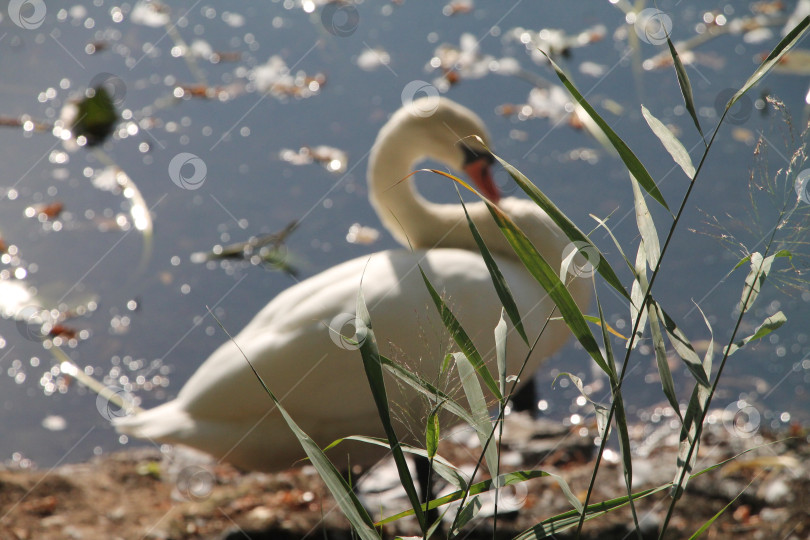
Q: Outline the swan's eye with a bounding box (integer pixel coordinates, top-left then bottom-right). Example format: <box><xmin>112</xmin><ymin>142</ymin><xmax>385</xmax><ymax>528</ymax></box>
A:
<box><xmin>458</xmin><ymin>142</ymin><xmax>494</xmax><ymax>166</ymax></box>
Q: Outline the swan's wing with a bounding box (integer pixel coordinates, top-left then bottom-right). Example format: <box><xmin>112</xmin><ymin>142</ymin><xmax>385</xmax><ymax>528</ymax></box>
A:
<box><xmin>172</xmin><ymin>249</ymin><xmax>501</xmax><ymax>416</ymax></box>
<box><xmin>115</xmin><ymin>247</ymin><xmax>582</xmax><ymax>471</ymax></box>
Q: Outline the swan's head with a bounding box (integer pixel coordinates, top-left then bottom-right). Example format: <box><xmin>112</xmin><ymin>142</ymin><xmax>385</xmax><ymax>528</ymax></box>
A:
<box><xmin>377</xmin><ymin>97</ymin><xmax>499</xmax><ymax>203</ymax></box>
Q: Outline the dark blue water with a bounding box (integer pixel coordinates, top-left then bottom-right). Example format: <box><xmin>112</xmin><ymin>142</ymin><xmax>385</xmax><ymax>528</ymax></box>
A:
<box><xmin>0</xmin><ymin>1</ymin><xmax>807</xmax><ymax>467</ymax></box>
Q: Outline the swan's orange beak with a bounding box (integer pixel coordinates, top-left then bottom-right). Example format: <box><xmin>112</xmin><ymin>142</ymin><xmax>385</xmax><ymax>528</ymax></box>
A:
<box><xmin>464</xmin><ymin>159</ymin><xmax>500</xmax><ymax>204</ymax></box>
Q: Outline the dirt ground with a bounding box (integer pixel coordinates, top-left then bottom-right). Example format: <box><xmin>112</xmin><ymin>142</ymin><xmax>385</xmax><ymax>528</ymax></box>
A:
<box><xmin>0</xmin><ymin>412</ymin><xmax>808</xmax><ymax>540</ymax></box>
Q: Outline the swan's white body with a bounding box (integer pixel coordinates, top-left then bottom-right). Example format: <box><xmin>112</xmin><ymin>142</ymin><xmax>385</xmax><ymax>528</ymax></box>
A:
<box><xmin>115</xmin><ymin>98</ymin><xmax>590</xmax><ymax>471</ymax></box>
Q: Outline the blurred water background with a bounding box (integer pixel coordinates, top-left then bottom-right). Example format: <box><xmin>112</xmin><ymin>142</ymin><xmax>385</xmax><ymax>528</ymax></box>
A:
<box><xmin>0</xmin><ymin>0</ymin><xmax>808</xmax><ymax>467</ymax></box>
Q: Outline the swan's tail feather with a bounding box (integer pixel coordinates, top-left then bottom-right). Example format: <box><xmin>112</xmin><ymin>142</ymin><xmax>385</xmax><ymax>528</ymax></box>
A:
<box><xmin>46</xmin><ymin>345</ymin><xmax>194</xmax><ymax>443</ymax></box>
<box><xmin>51</xmin><ymin>346</ymin><xmax>145</xmax><ymax>414</ymax></box>
<box><xmin>112</xmin><ymin>401</ymin><xmax>196</xmax><ymax>443</ymax></box>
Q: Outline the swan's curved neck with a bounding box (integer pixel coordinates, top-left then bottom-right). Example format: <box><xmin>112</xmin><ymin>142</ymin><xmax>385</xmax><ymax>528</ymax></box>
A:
<box><xmin>367</xmin><ymin>118</ymin><xmax>465</xmax><ymax>250</ymax></box>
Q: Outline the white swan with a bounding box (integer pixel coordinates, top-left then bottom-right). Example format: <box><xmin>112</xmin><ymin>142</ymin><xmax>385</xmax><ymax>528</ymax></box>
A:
<box><xmin>114</xmin><ymin>98</ymin><xmax>591</xmax><ymax>472</ymax></box>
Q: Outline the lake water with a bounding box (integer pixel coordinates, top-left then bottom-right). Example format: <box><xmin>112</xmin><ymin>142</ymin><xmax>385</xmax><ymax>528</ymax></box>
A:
<box><xmin>0</xmin><ymin>1</ymin><xmax>808</xmax><ymax>467</ymax></box>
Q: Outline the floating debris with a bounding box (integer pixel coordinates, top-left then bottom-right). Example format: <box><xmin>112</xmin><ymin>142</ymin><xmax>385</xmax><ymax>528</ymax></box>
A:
<box><xmin>0</xmin><ymin>116</ymin><xmax>52</xmax><ymax>133</ymax></box>
<box><xmin>443</xmin><ymin>0</ymin><xmax>473</xmax><ymax>16</ymax></box>
<box><xmin>498</xmin><ymin>85</ymin><xmax>614</xmax><ymax>151</ymax></box>
<box><xmin>754</xmin><ymin>1</ymin><xmax>787</xmax><ymax>16</ymax></box>
<box><xmin>0</xmin><ymin>280</ymin><xmax>34</xmax><ymax>320</ymax></box>
<box><xmin>732</xmin><ymin>127</ymin><xmax>757</xmax><ymax>145</ymax></box>
<box><xmin>298</xmin><ymin>0</ymin><xmax>345</xmax><ymax>12</ymax></box>
<box><xmin>356</xmin><ymin>47</ymin><xmax>391</xmax><ymax>71</ymax></box>
<box><xmin>428</xmin><ymin>33</ymin><xmax>521</xmax><ymax>88</ymax></box>
<box><xmin>191</xmin><ymin>221</ymin><xmax>298</xmax><ymax>275</ymax></box>
<box><xmin>41</xmin><ymin>415</ymin><xmax>67</xmax><ymax>432</ymax></box>
<box><xmin>177</xmin><ymin>83</ymin><xmax>244</xmax><ymax>101</ymax></box>
<box><xmin>579</xmin><ymin>60</ymin><xmax>608</xmax><ymax>78</ymax></box>
<box><xmin>85</xmin><ymin>41</ymin><xmax>109</xmax><ymax>54</ymax></box>
<box><xmin>505</xmin><ymin>24</ymin><xmax>606</xmax><ymax>63</ymax></box>
<box><xmin>563</xmin><ymin>147</ymin><xmax>601</xmax><ymax>165</ymax></box>
<box><xmin>55</xmin><ymin>86</ymin><xmax>118</xmax><ymax>149</ymax></box>
<box><xmin>90</xmin><ymin>166</ymin><xmax>152</xmax><ymax>234</ymax></box>
<box><xmin>640</xmin><ymin>12</ymin><xmax>787</xmax><ymax>71</ymax></box>
<box><xmin>250</xmin><ymin>56</ymin><xmax>325</xmax><ymax>99</ymax></box>
<box><xmin>130</xmin><ymin>0</ymin><xmax>170</xmax><ymax>28</ymax></box>
<box><xmin>48</xmin><ymin>324</ymin><xmax>79</xmax><ymax>340</ymax></box>
<box><xmin>0</xmin><ymin>275</ymin><xmax>95</xmax><ymax>348</ymax></box>
<box><xmin>25</xmin><ymin>202</ymin><xmax>64</xmax><ymax>221</ymax></box>
<box><xmin>345</xmin><ymin>223</ymin><xmax>380</xmax><ymax>245</ymax></box>
<box><xmin>498</xmin><ymin>85</ymin><xmax>573</xmax><ymax>124</ymax></box>
<box><xmin>189</xmin><ymin>40</ymin><xmax>242</xmax><ymax>64</ymax></box>
<box><xmin>744</xmin><ymin>26</ymin><xmax>775</xmax><ymax>44</ymax></box>
<box><xmin>221</xmin><ymin>11</ymin><xmax>246</xmax><ymax>28</ymax></box>
<box><xmin>279</xmin><ymin>146</ymin><xmax>348</xmax><ymax>173</ymax></box>
<box><xmin>189</xmin><ymin>40</ymin><xmax>214</xmax><ymax>61</ymax></box>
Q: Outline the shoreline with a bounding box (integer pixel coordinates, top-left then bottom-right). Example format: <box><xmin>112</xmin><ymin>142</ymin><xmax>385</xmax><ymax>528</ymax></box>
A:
<box><xmin>1</xmin><ymin>411</ymin><xmax>807</xmax><ymax>539</ymax></box>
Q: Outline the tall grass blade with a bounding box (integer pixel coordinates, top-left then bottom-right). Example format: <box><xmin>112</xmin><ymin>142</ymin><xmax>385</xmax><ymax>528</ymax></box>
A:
<box><xmin>555</xmin><ymin>372</ymin><xmax>609</xmax><ymax>439</ymax></box>
<box><xmin>484</xmin><ymin>155</ymin><xmax>629</xmax><ymax>300</ymax></box>
<box><xmin>725</xmin><ymin>311</ymin><xmax>786</xmax><ymax>357</ymax></box>
<box><xmin>549</xmin><ymin>470</ymin><xmax>583</xmax><ymax>515</ymax></box>
<box><xmin>425</xmin><ymin>513</ymin><xmax>446</xmax><ymax>539</ymax></box>
<box><xmin>641</xmin><ymin>105</ymin><xmax>696</xmax><ymax>179</ymax></box>
<box><xmin>656</xmin><ymin>303</ymin><xmax>710</xmax><ymax>388</ymax></box>
<box><xmin>592</xmin><ymin>215</ymin><xmax>646</xmax><ymax>345</ymax></box>
<box><xmin>629</xmin><ymin>241</ymin><xmax>649</xmax><ymax>348</ymax></box>
<box><xmin>335</xmin><ymin>435</ymin><xmax>467</xmax><ymax>490</ymax></box>
<box><xmin>459</xmin><ymin>193</ymin><xmax>530</xmax><ymax>345</ymax></box>
<box><xmin>597</xmin><ymin>297</ymin><xmax>642</xmax><ymax>538</ymax></box>
<box><xmin>648</xmin><ymin>300</ymin><xmax>681</xmax><ymax>419</ymax></box>
<box><xmin>673</xmin><ymin>384</ymin><xmax>708</xmax><ymax>500</ymax></box>
<box><xmin>732</xmin><ymin>250</ymin><xmax>791</xmax><ymax>271</ymax></box>
<box><xmin>494</xmin><ymin>310</ymin><xmax>508</xmax><ymax>397</ymax></box>
<box><xmin>630</xmin><ymin>172</ymin><xmax>661</xmax><ymax>269</ymax></box>
<box><xmin>453</xmin><ymin>496</ymin><xmax>482</xmax><ymax>534</ymax></box>
<box><xmin>379</xmin><ymin>355</ymin><xmax>478</xmax><ymax>428</ymax></box>
<box><xmin>696</xmin><ymin>303</ymin><xmax>715</xmax><ymax>379</ymax></box>
<box><xmin>666</xmin><ymin>38</ymin><xmax>704</xmax><ymax>142</ymax></box>
<box><xmin>455</xmin><ymin>352</ymin><xmax>499</xmax><ymax>479</ymax></box>
<box><xmin>514</xmin><ymin>485</ymin><xmax>668</xmax><ymax>539</ymax></box>
<box><xmin>418</xmin><ymin>267</ymin><xmax>502</xmax><ymax>400</ymax></box>
<box><xmin>173</xmin><ymin>310</ymin><xmax>383</xmax><ymax>534</ymax></box>
<box><xmin>519</xmin><ymin>442</ymin><xmax>784</xmax><ymax>539</ymax></box>
<box><xmin>355</xmin><ymin>288</ymin><xmax>426</xmax><ymax>530</ymax></box>
<box><xmin>235</xmin><ymin>346</ymin><xmax>379</xmax><ymax>538</ymax></box>
<box><xmin>483</xmin><ymin>201</ymin><xmax>610</xmax><ymax>375</ymax></box>
<box><xmin>688</xmin><ymin>478</ymin><xmax>758</xmax><ymax>539</ymax></box>
<box><xmin>591</xmin><ymin>214</ymin><xmax>633</xmax><ymax>273</ymax></box>
<box><xmin>581</xmin><ymin>314</ymin><xmax>628</xmax><ymax>340</ymax></box>
<box><xmin>541</xmin><ymin>51</ymin><xmax>669</xmax><ymax>211</ymax></box>
<box><xmin>727</xmin><ymin>16</ymin><xmax>810</xmax><ymax>111</ymax></box>
<box><xmin>737</xmin><ymin>252</ymin><xmax>775</xmax><ymax>314</ymax></box>
<box><xmin>379</xmin><ymin>470</ymin><xmax>579</xmax><ymax>524</ymax></box>
<box><xmin>672</xmin><ymin>308</ymin><xmax>715</xmax><ymax>500</ymax></box>
<box><xmin>426</xmin><ymin>403</ymin><xmax>441</xmax><ymax>460</ymax></box>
